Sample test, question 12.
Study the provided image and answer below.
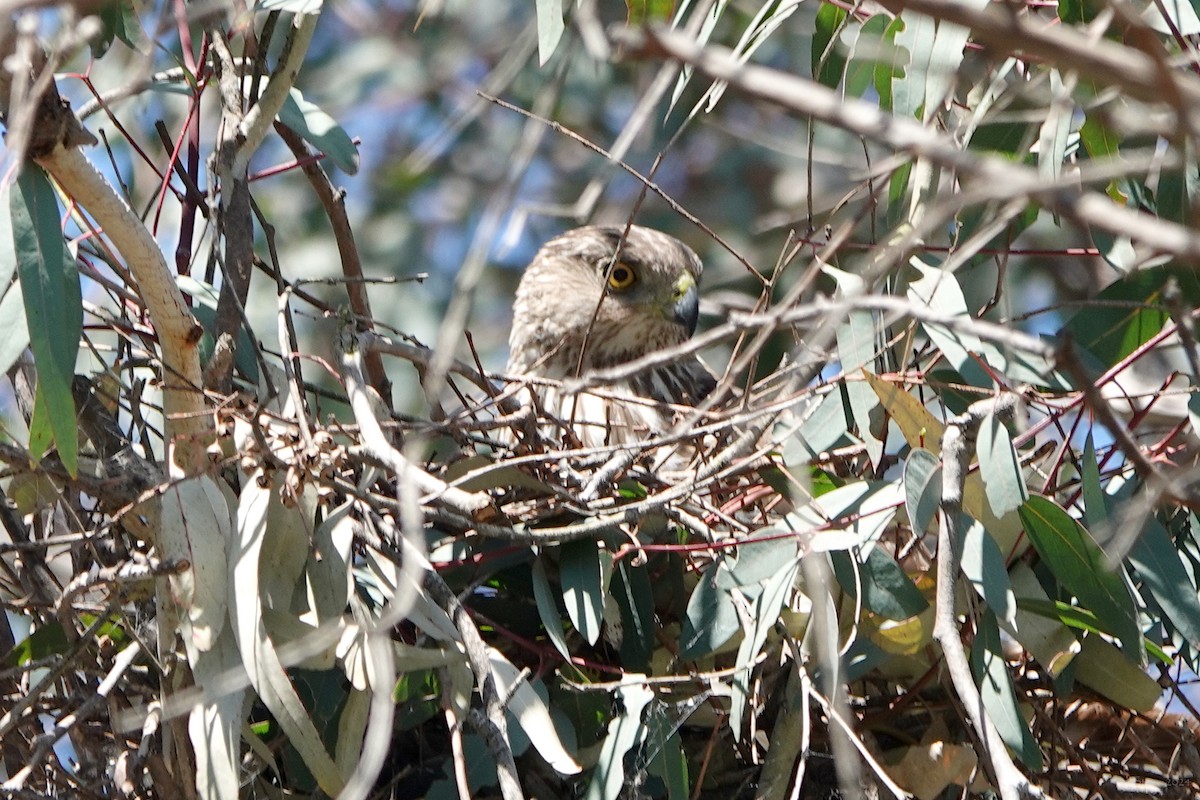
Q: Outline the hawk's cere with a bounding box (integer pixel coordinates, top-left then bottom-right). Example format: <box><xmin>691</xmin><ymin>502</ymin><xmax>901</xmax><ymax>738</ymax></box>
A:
<box><xmin>507</xmin><ymin>225</ymin><xmax>716</xmax><ymax>449</ymax></box>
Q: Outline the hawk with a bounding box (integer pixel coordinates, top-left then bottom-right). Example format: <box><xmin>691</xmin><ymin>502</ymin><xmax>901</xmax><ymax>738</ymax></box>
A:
<box><xmin>507</xmin><ymin>225</ymin><xmax>716</xmax><ymax>451</ymax></box>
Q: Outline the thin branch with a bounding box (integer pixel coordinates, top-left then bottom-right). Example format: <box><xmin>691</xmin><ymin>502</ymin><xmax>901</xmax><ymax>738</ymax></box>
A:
<box><xmin>616</xmin><ymin>25</ymin><xmax>1200</xmax><ymax>265</ymax></box>
<box><xmin>935</xmin><ymin>394</ymin><xmax>1043</xmax><ymax>800</ymax></box>
<box><xmin>340</xmin><ymin>330</ymin><xmax>495</xmax><ymax>520</ymax></box>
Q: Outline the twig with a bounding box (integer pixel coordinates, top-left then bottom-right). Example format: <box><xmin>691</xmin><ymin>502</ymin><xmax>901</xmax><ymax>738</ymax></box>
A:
<box><xmin>422</xmin><ymin>567</ymin><xmax>524</xmax><ymax>800</ymax></box>
<box><xmin>275</xmin><ymin>122</ymin><xmax>391</xmax><ymax>402</ymax></box>
<box><xmin>935</xmin><ymin>394</ymin><xmax>1043</xmax><ymax>800</ymax></box>
<box><xmin>1</xmin><ymin>641</ymin><xmax>141</xmax><ymax>791</ymax></box>
<box><xmin>615</xmin><ymin>25</ymin><xmax>1200</xmax><ymax>265</ymax></box>
<box><xmin>340</xmin><ymin>330</ymin><xmax>495</xmax><ymax>520</ymax></box>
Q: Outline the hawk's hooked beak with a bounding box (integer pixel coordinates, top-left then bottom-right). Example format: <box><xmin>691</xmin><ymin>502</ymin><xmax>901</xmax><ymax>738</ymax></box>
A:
<box><xmin>671</xmin><ymin>273</ymin><xmax>700</xmax><ymax>335</ymax></box>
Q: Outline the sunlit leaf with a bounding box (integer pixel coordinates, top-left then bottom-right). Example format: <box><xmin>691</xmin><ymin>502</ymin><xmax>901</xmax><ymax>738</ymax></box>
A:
<box><xmin>960</xmin><ymin>518</ymin><xmax>1017</xmax><ymax>624</ymax></box>
<box><xmin>585</xmin><ymin>680</ymin><xmax>653</xmax><ymax>800</ymax></box>
<box><xmin>717</xmin><ymin>530</ymin><xmax>800</xmax><ymax>588</ymax></box>
<box><xmin>278</xmin><ymin>88</ymin><xmax>360</xmax><ymax>175</ymax></box>
<box><xmin>976</xmin><ymin>411</ymin><xmax>1028</xmax><ymax>518</ymax></box>
<box><xmin>258</xmin><ymin>0</ymin><xmax>322</xmax><ymax>12</ymax></box>
<box><xmin>560</xmin><ymin>539</ymin><xmax>610</xmax><ymax>647</ymax></box>
<box><xmin>0</xmin><ymin>281</ymin><xmax>30</xmax><ymax>382</ymax></box>
<box><xmin>1140</xmin><ymin>0</ymin><xmax>1200</xmax><ymax>34</ymax></box>
<box><xmin>1036</xmin><ymin>70</ymin><xmax>1072</xmax><ymax>181</ymax></box>
<box><xmin>1018</xmin><ymin>496</ymin><xmax>1143</xmax><ymax>662</ymax></box>
<box><xmin>490</xmin><ymin>650</ymin><xmax>581</xmax><ymax>775</ymax></box>
<box><xmin>160</xmin><ymin>472</ymin><xmax>232</xmax><ymax>654</ymax></box>
<box><xmin>790</xmin><ymin>480</ymin><xmax>905</xmax><ymax>552</ymax></box>
<box><xmin>190</xmin><ymin>629</ymin><xmax>244</xmax><ymax>800</ymax></box>
<box><xmin>789</xmin><ymin>389</ymin><xmax>851</xmax><ymax>460</ymax></box>
<box><xmin>903</xmin><ymin>448</ymin><xmax>941</xmax><ymax>536</ymax></box>
<box><xmin>906</xmin><ymin>259</ymin><xmax>990</xmax><ymax>386</ymax></box>
<box><xmin>534</xmin><ymin>0</ymin><xmax>565</xmax><ymax>64</ymax></box>
<box><xmin>730</xmin><ymin>559</ymin><xmax>797</xmax><ymax>737</ymax></box>
<box><xmin>892</xmin><ymin>10</ymin><xmax>936</xmax><ymax>117</ymax></box>
<box><xmin>233</xmin><ymin>473</ymin><xmax>346</xmax><ymax>795</ymax></box>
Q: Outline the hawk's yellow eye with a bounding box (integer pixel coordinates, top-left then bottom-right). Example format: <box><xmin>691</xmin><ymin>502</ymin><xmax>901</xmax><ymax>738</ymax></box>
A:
<box><xmin>607</xmin><ymin>264</ymin><xmax>637</xmax><ymax>290</ymax></box>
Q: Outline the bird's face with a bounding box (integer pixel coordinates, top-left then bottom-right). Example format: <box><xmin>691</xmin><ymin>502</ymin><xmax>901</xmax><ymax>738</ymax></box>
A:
<box><xmin>508</xmin><ymin>225</ymin><xmax>704</xmax><ymax>377</ymax></box>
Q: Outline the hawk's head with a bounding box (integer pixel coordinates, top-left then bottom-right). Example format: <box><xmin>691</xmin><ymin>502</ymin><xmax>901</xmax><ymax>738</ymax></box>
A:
<box><xmin>508</xmin><ymin>225</ymin><xmax>703</xmax><ymax>379</ymax></box>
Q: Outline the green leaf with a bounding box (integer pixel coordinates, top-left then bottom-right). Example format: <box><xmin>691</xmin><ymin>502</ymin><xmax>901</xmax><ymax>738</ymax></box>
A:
<box><xmin>278</xmin><ymin>89</ymin><xmax>360</xmax><ymax>176</ymax></box>
<box><xmin>560</xmin><ymin>540</ymin><xmax>610</xmax><ymax>647</ymax></box>
<box><xmin>844</xmin><ymin>15</ymin><xmax>893</xmax><ymax>99</ymax></box>
<box><xmin>827</xmin><ymin>267</ymin><xmax>881</xmax><ymax>464</ymax></box>
<box><xmin>1060</xmin><ymin>266</ymin><xmax>1200</xmax><ymax>368</ymax></box>
<box><xmin>903</xmin><ymin>448</ymin><xmax>941</xmax><ymax>536</ymax></box>
<box><xmin>1129</xmin><ymin>517</ymin><xmax>1200</xmax><ymax>651</ymax></box>
<box><xmin>1155</xmin><ymin>151</ymin><xmax>1200</xmax><ymax>226</ymax></box>
<box><xmin>832</xmin><ymin>547</ymin><xmax>928</xmax><ymax>621</ymax></box>
<box><xmin>12</xmin><ymin>166</ymin><xmax>80</xmax><ymax>476</ymax></box>
<box><xmin>535</xmin><ymin>0</ymin><xmax>565</xmax><ymax>65</ymax></box>
<box><xmin>646</xmin><ymin>728</ymin><xmax>689</xmax><ymax>800</ymax></box>
<box><xmin>626</xmin><ymin>0</ymin><xmax>676</xmax><ymax>25</ymax></box>
<box><xmin>872</xmin><ymin>15</ymin><xmax>905</xmax><ymax>112</ymax></box>
<box><xmin>886</xmin><ymin>160</ymin><xmax>912</xmax><ymax>227</ymax></box>
<box><xmin>971</xmin><ymin>610</ymin><xmax>1043</xmax><ymax>769</ymax></box>
<box><xmin>679</xmin><ymin>562</ymin><xmax>739</xmax><ymax>659</ymax></box>
<box><xmin>813</xmin><ymin>2</ymin><xmax>848</xmax><ymax>89</ymax></box>
<box><xmin>1073</xmin><ymin>634</ymin><xmax>1162</xmax><ymax>712</ymax></box>
<box><xmin>716</xmin><ymin>531</ymin><xmax>799</xmax><ymax>589</ymax></box>
<box><xmin>1078</xmin><ymin>114</ymin><xmax>1120</xmax><ymax>160</ymax></box>
<box><xmin>1018</xmin><ymin>496</ymin><xmax>1144</xmax><ymax>662</ymax></box>
<box><xmin>961</xmin><ymin>518</ymin><xmax>1016</xmax><ymax>624</ymax></box>
<box><xmin>1</xmin><ymin>621</ymin><xmax>68</xmax><ymax>667</ymax></box>
<box><xmin>91</xmin><ymin>0</ymin><xmax>136</xmax><ymax>58</ymax></box>
<box><xmin>977</xmin><ymin>411</ymin><xmax>1028</xmax><ymax>518</ymax></box>
<box><xmin>611</xmin><ymin>561</ymin><xmax>655</xmax><ymax>669</ymax></box>
<box><xmin>1079</xmin><ymin>433</ymin><xmax>1108</xmax><ymax>530</ymax></box>
<box><xmin>532</xmin><ymin>556</ymin><xmax>572</xmax><ymax>661</ymax></box>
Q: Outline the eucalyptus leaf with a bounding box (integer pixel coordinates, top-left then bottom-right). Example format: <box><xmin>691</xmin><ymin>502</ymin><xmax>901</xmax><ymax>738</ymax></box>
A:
<box><xmin>903</xmin><ymin>448</ymin><xmax>941</xmax><ymax>536</ymax></box>
<box><xmin>679</xmin><ymin>562</ymin><xmax>739</xmax><ymax>659</ymax></box>
<box><xmin>977</xmin><ymin>411</ymin><xmax>1028</xmax><ymax>518</ymax></box>
<box><xmin>278</xmin><ymin>88</ymin><xmax>360</xmax><ymax>175</ymax></box>
<box><xmin>1018</xmin><ymin>496</ymin><xmax>1144</xmax><ymax>663</ymax></box>
<box><xmin>12</xmin><ymin>166</ymin><xmax>80</xmax><ymax>475</ymax></box>
<box><xmin>971</xmin><ymin>611</ymin><xmax>1043</xmax><ymax>769</ymax></box>
<box><xmin>560</xmin><ymin>540</ymin><xmax>610</xmax><ymax>647</ymax></box>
